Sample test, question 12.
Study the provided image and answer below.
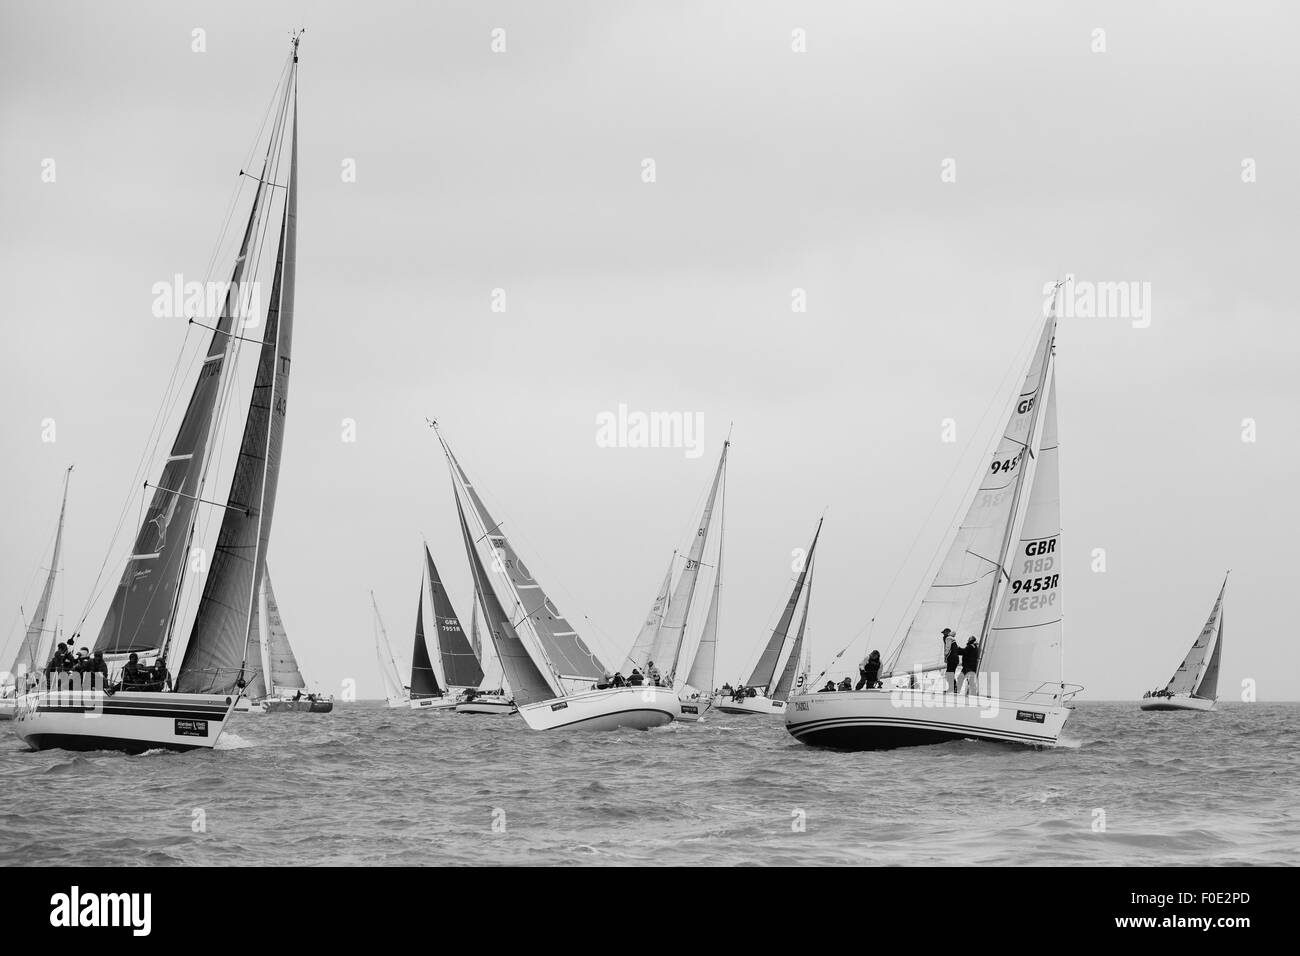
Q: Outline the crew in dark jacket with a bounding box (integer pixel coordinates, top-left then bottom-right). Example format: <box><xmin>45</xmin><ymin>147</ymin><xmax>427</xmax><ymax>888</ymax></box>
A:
<box><xmin>90</xmin><ymin>650</ymin><xmax>110</xmax><ymax>689</ymax></box>
<box><xmin>628</xmin><ymin>668</ymin><xmax>644</xmax><ymax>686</ymax></box>
<box><xmin>150</xmin><ymin>658</ymin><xmax>172</xmax><ymax>692</ymax></box>
<box><xmin>856</xmin><ymin>649</ymin><xmax>883</xmax><ymax>690</ymax></box>
<box><xmin>121</xmin><ymin>653</ymin><xmax>148</xmax><ymax>690</ymax></box>
<box><xmin>944</xmin><ymin>639</ymin><xmax>961</xmax><ymax>693</ymax></box>
<box><xmin>959</xmin><ymin>638</ymin><xmax>980</xmax><ymax>695</ymax></box>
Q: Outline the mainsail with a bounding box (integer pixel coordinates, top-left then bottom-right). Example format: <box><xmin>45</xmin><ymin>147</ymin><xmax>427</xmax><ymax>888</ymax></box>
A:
<box><xmin>980</xmin><ymin>372</ymin><xmax>1062</xmax><ymax>701</ymax></box>
<box><xmin>263</xmin><ymin>571</ymin><xmax>304</xmax><ymax>692</ymax></box>
<box><xmin>373</xmin><ymin>592</ymin><xmax>407</xmax><ymax>702</ymax></box>
<box><xmin>410</xmin><ymin>579</ymin><xmax>442</xmax><ymax>699</ymax></box>
<box><xmin>424</xmin><ymin>545</ymin><xmax>483</xmax><ymax>689</ymax></box>
<box><xmin>653</xmin><ymin>442</ymin><xmax>728</xmax><ymax>680</ymax></box>
<box><xmin>454</xmin><ymin>487</ymin><xmax>555</xmax><ymax>704</ymax></box>
<box><xmin>10</xmin><ymin>466</ymin><xmax>72</xmax><ymax>679</ymax></box>
<box><xmin>176</xmin><ymin>76</ymin><xmax>299</xmax><ymax>693</ymax></box>
<box><xmin>1166</xmin><ymin>576</ymin><xmax>1227</xmax><ymax>699</ymax></box>
<box><xmin>621</xmin><ymin>557</ymin><xmax>673</xmax><ymax>674</ymax></box>
<box><xmin>885</xmin><ymin>316</ymin><xmax>1057</xmax><ymax>682</ymax></box>
<box><xmin>773</xmin><ymin>551</ymin><xmax>815</xmax><ymax>701</ymax></box>
<box><xmin>746</xmin><ymin>519</ymin><xmax>822</xmax><ymax>690</ymax></box>
<box><xmin>93</xmin><ymin>178</ymin><xmax>268</xmax><ymax>658</ymax></box>
<box><xmin>444</xmin><ymin>441</ymin><xmax>605</xmax><ymax>682</ymax></box>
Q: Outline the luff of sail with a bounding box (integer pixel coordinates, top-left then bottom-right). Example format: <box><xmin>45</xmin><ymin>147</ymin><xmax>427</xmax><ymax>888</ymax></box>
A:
<box><xmin>424</xmin><ymin>545</ymin><xmax>483</xmax><ymax>689</ymax></box>
<box><xmin>980</xmin><ymin>370</ymin><xmax>1062</xmax><ymax>702</ymax></box>
<box><xmin>177</xmin><ymin>79</ymin><xmax>299</xmax><ymax>693</ymax></box>
<box><xmin>622</xmin><ymin>558</ymin><xmax>673</xmax><ymax>674</ymax></box>
<box><xmin>263</xmin><ymin>571</ymin><xmax>304</xmax><ymax>692</ymax></box>
<box><xmin>885</xmin><ymin>316</ymin><xmax>1057</xmax><ymax>681</ymax></box>
<box><xmin>653</xmin><ymin>442</ymin><xmax>727</xmax><ymax>680</ymax></box>
<box><xmin>773</xmin><ymin>551</ymin><xmax>815</xmax><ymax>701</ymax></box>
<box><xmin>93</xmin><ymin>178</ymin><xmax>269</xmax><ymax>658</ymax></box>
<box><xmin>746</xmin><ymin>519</ymin><xmax>822</xmax><ymax>690</ymax></box>
<box><xmin>410</xmin><ymin>578</ymin><xmax>442</xmax><ymax>698</ymax></box>
<box><xmin>445</xmin><ymin>444</ymin><xmax>605</xmax><ymax>682</ymax></box>
<box><xmin>10</xmin><ymin>466</ymin><xmax>72</xmax><ymax>680</ymax></box>
<box><xmin>1167</xmin><ymin>576</ymin><xmax>1227</xmax><ymax>698</ymax></box>
<box><xmin>454</xmin><ymin>484</ymin><xmax>555</xmax><ymax>704</ymax></box>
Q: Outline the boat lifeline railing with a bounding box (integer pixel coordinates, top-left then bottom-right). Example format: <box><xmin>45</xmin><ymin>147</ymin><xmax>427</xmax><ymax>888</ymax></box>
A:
<box><xmin>1017</xmin><ymin>681</ymin><xmax>1084</xmax><ymax>705</ymax></box>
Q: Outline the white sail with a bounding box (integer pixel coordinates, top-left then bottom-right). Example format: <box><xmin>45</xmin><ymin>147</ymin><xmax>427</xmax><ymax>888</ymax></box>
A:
<box><xmin>1166</xmin><ymin>577</ymin><xmax>1227</xmax><ymax>698</ymax></box>
<box><xmin>981</xmin><ymin>372</ymin><xmax>1062</xmax><ymax>702</ymax></box>
<box><xmin>373</xmin><ymin>593</ymin><xmax>407</xmax><ymax>702</ymax></box>
<box><xmin>622</xmin><ymin>558</ymin><xmax>673</xmax><ymax>674</ymax></box>
<box><xmin>683</xmin><ymin>563</ymin><xmax>721</xmax><ymax>694</ymax></box>
<box><xmin>650</xmin><ymin>442</ymin><xmax>728</xmax><ymax>680</ymax></box>
<box><xmin>886</xmin><ymin>317</ymin><xmax>1057</xmax><ymax>682</ymax></box>
<box><xmin>9</xmin><ymin>466</ymin><xmax>72</xmax><ymax>683</ymax></box>
<box><xmin>263</xmin><ymin>571</ymin><xmax>305</xmax><ymax>692</ymax></box>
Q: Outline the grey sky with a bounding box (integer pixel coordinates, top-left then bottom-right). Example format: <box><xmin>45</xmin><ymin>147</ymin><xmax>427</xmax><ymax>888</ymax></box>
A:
<box><xmin>2</xmin><ymin>0</ymin><xmax>1296</xmax><ymax>701</ymax></box>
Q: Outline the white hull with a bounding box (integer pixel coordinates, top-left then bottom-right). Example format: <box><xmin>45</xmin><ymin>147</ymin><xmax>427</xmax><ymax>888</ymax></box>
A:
<box><xmin>409</xmin><ymin>696</ymin><xmax>458</xmax><ymax>711</ymax></box>
<box><xmin>676</xmin><ymin>696</ymin><xmax>713</xmax><ymax>722</ymax></box>
<box><xmin>785</xmin><ymin>688</ymin><xmax>1070</xmax><ymax>750</ymax></box>
<box><xmin>262</xmin><ymin>696</ymin><xmax>334</xmax><ymax>713</ymax></box>
<box><xmin>233</xmin><ymin>698</ymin><xmax>265</xmax><ymax>714</ymax></box>
<box><xmin>517</xmin><ymin>686</ymin><xmax>678</xmax><ymax>731</ymax></box>
<box><xmin>10</xmin><ymin>689</ymin><xmax>237</xmax><ymax>753</ymax></box>
<box><xmin>455</xmin><ymin>696</ymin><xmax>517</xmax><ymax>715</ymax></box>
<box><xmin>1140</xmin><ymin>695</ymin><xmax>1215</xmax><ymax>712</ymax></box>
<box><xmin>713</xmin><ymin>693</ymin><xmax>786</xmax><ymax>716</ymax></box>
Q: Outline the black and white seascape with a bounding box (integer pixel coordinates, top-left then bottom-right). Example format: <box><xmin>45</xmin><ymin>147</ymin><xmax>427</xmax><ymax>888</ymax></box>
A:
<box><xmin>1</xmin><ymin>1</ymin><xmax>1297</xmax><ymax>876</ymax></box>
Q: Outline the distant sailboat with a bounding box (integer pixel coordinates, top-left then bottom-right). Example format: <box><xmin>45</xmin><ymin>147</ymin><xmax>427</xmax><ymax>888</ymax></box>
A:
<box><xmin>786</xmin><ymin>304</ymin><xmax>1080</xmax><ymax>750</ymax></box>
<box><xmin>13</xmin><ymin>35</ymin><xmax>305</xmax><ymax>753</ymax></box>
<box><xmin>1141</xmin><ymin>574</ymin><xmax>1227</xmax><ymax>712</ymax></box>
<box><xmin>258</xmin><ymin>572</ymin><xmax>333</xmax><ymax>713</ymax></box>
<box><xmin>1</xmin><ymin>466</ymin><xmax>72</xmax><ymax>720</ymax></box>
<box><xmin>373</xmin><ymin>592</ymin><xmax>410</xmax><ymax>707</ymax></box>
<box><xmin>410</xmin><ymin>545</ymin><xmax>485</xmax><ymax>711</ymax></box>
<box><xmin>436</xmin><ymin>426</ymin><xmax>678</xmax><ymax>731</ymax></box>
<box><xmin>717</xmin><ymin>518</ymin><xmax>820</xmax><ymax>716</ymax></box>
<box><xmin>623</xmin><ymin>441</ymin><xmax>728</xmax><ymax>722</ymax></box>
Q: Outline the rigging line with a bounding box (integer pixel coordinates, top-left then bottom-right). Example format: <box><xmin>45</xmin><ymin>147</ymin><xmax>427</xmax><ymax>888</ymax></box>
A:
<box><xmin>142</xmin><ymin>482</ymin><xmax>252</xmax><ymax>514</ymax></box>
<box><xmin>186</xmin><ymin>318</ymin><xmax>272</xmax><ymax>345</ymax></box>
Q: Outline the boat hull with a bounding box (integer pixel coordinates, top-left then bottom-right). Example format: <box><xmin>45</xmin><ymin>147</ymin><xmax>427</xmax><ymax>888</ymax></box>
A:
<box><xmin>1140</xmin><ymin>695</ymin><xmax>1215</xmax><ymax>712</ymax></box>
<box><xmin>517</xmin><ymin>686</ymin><xmax>678</xmax><ymax>731</ymax></box>
<box><xmin>233</xmin><ymin>698</ymin><xmax>265</xmax><ymax>714</ymax></box>
<box><xmin>714</xmin><ymin>693</ymin><xmax>786</xmax><ymax>716</ymax></box>
<box><xmin>0</xmin><ymin>698</ymin><xmax>14</xmax><ymax>721</ymax></box>
<box><xmin>784</xmin><ymin>688</ymin><xmax>1069</xmax><ymax>751</ymax></box>
<box><xmin>455</xmin><ymin>697</ymin><xmax>517</xmax><ymax>715</ymax></box>
<box><xmin>10</xmin><ymin>690</ymin><xmax>237</xmax><ymax>753</ymax></box>
<box><xmin>410</xmin><ymin>696</ymin><xmax>458</xmax><ymax>711</ymax></box>
<box><xmin>676</xmin><ymin>696</ymin><xmax>714</xmax><ymax>723</ymax></box>
<box><xmin>262</xmin><ymin>698</ymin><xmax>334</xmax><ymax>713</ymax></box>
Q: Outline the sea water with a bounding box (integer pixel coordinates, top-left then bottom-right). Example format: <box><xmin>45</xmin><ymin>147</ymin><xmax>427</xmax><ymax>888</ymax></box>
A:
<box><xmin>1</xmin><ymin>702</ymin><xmax>1295</xmax><ymax>865</ymax></box>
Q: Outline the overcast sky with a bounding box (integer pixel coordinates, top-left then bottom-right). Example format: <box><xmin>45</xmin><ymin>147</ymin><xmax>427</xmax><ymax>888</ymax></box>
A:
<box><xmin>2</xmin><ymin>0</ymin><xmax>1296</xmax><ymax>701</ymax></box>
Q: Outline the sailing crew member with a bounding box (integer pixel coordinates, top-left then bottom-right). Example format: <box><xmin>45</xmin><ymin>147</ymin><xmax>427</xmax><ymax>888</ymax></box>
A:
<box><xmin>628</xmin><ymin>668</ymin><xmax>644</xmax><ymax>686</ymax></box>
<box><xmin>121</xmin><ymin>652</ymin><xmax>148</xmax><ymax>690</ymax></box>
<box><xmin>836</xmin><ymin>676</ymin><xmax>853</xmax><ymax>692</ymax></box>
<box><xmin>821</xmin><ymin>680</ymin><xmax>837</xmax><ymax>692</ymax></box>
<box><xmin>646</xmin><ymin>661</ymin><xmax>661</xmax><ymax>686</ymax></box>
<box><xmin>944</xmin><ymin>637</ymin><xmax>961</xmax><ymax>693</ymax></box>
<box><xmin>856</xmin><ymin>650</ymin><xmax>882</xmax><ymax>690</ymax></box>
<box><xmin>90</xmin><ymin>650</ymin><xmax>110</xmax><ymax>690</ymax></box>
<box><xmin>611</xmin><ymin>672</ymin><xmax>626</xmax><ymax>687</ymax></box>
<box><xmin>960</xmin><ymin>638</ymin><xmax>980</xmax><ymax>695</ymax></box>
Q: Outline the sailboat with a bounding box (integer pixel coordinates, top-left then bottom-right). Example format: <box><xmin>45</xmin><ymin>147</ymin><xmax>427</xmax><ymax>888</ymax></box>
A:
<box><xmin>373</xmin><ymin>592</ymin><xmax>411</xmax><ymax>708</ymax></box>
<box><xmin>716</xmin><ymin>518</ymin><xmax>820</xmax><ymax>716</ymax></box>
<box><xmin>436</xmin><ymin>426</ymin><xmax>679</xmax><ymax>731</ymax></box>
<box><xmin>1140</xmin><ymin>574</ymin><xmax>1227</xmax><ymax>712</ymax></box>
<box><xmin>622</xmin><ymin>441</ymin><xmax>728</xmax><ymax>723</ymax></box>
<box><xmin>12</xmin><ymin>35</ymin><xmax>305</xmax><ymax>753</ymax></box>
<box><xmin>1</xmin><ymin>466</ymin><xmax>72</xmax><ymax>720</ymax></box>
<box><xmin>786</xmin><ymin>304</ymin><xmax>1080</xmax><ymax>750</ymax></box>
<box><xmin>408</xmin><ymin>545</ymin><xmax>486</xmax><ymax>710</ymax></box>
<box><xmin>453</xmin><ymin>602</ymin><xmax>516</xmax><ymax>715</ymax></box>
<box><xmin>257</xmin><ymin>572</ymin><xmax>333</xmax><ymax>713</ymax></box>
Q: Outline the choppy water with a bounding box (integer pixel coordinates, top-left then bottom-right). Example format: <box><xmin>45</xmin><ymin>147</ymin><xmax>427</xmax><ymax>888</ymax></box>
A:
<box><xmin>2</xmin><ymin>702</ymin><xmax>1296</xmax><ymax>866</ymax></box>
